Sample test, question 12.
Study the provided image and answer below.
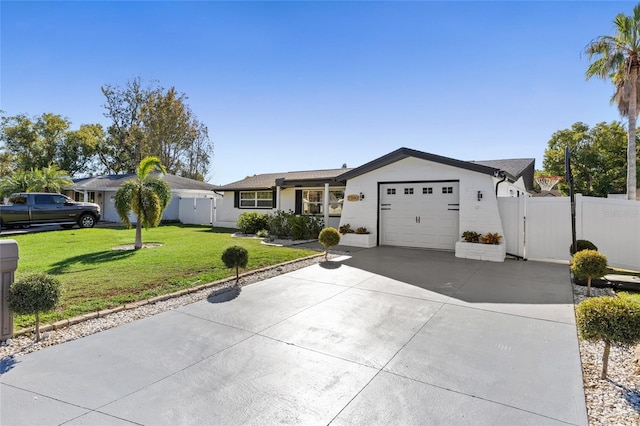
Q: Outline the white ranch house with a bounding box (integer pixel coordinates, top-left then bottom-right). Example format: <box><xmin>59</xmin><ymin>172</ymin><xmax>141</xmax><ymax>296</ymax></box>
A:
<box><xmin>215</xmin><ymin>148</ymin><xmax>534</xmax><ymax>261</ymax></box>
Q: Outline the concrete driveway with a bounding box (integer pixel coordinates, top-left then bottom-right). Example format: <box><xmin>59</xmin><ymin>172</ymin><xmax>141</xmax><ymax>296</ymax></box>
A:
<box><xmin>0</xmin><ymin>247</ymin><xmax>587</xmax><ymax>425</ymax></box>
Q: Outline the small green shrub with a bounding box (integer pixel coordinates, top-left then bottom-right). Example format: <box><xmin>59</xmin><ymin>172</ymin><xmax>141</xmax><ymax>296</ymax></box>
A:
<box><xmin>268</xmin><ymin>210</ymin><xmax>323</xmax><ymax>240</ymax></box>
<box><xmin>571</xmin><ymin>249</ymin><xmax>608</xmax><ymax>297</ymax></box>
<box><xmin>461</xmin><ymin>231</ymin><xmax>481</xmax><ymax>243</ymax></box>
<box><xmin>237</xmin><ymin>212</ymin><xmax>270</xmax><ymax>235</ymax></box>
<box><xmin>570</xmin><ymin>239</ymin><xmax>598</xmax><ymax>256</ymax></box>
<box><xmin>221</xmin><ymin>246</ymin><xmax>249</xmax><ymax>283</ymax></box>
<box><xmin>255</xmin><ymin>229</ymin><xmax>269</xmax><ymax>238</ymax></box>
<box><xmin>576</xmin><ymin>295</ymin><xmax>640</xmax><ymax>378</ymax></box>
<box><xmin>7</xmin><ymin>273</ymin><xmax>61</xmax><ymax>342</ymax></box>
<box><xmin>268</xmin><ymin>210</ymin><xmax>293</xmax><ymax>239</ymax></box>
<box><xmin>318</xmin><ymin>227</ymin><xmax>341</xmax><ymax>260</ymax></box>
<box><xmin>289</xmin><ymin>215</ymin><xmax>324</xmax><ymax>240</ymax></box>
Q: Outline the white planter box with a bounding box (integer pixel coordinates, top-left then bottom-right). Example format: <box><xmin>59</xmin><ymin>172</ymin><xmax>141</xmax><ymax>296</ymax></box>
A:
<box><xmin>455</xmin><ymin>241</ymin><xmax>506</xmax><ymax>262</ymax></box>
<box><xmin>340</xmin><ymin>233</ymin><xmax>377</xmax><ymax>248</ymax></box>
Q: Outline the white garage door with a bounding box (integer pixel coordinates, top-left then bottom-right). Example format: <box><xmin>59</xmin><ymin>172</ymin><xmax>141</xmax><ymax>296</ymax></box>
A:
<box><xmin>380</xmin><ymin>182</ymin><xmax>460</xmax><ymax>250</ymax></box>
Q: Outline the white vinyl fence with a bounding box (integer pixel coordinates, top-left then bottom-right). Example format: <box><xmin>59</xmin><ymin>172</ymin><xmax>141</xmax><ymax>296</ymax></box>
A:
<box><xmin>178</xmin><ymin>197</ymin><xmax>221</xmax><ymax>225</ymax></box>
<box><xmin>498</xmin><ymin>195</ymin><xmax>640</xmax><ymax>271</ymax></box>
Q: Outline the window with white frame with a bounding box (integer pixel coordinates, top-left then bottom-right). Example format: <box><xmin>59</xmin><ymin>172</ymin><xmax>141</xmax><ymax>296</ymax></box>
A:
<box><xmin>302</xmin><ymin>189</ymin><xmax>345</xmax><ymax>216</ymax></box>
<box><xmin>240</xmin><ymin>191</ymin><xmax>273</xmax><ymax>208</ymax></box>
<box><xmin>302</xmin><ymin>190</ymin><xmax>323</xmax><ymax>215</ymax></box>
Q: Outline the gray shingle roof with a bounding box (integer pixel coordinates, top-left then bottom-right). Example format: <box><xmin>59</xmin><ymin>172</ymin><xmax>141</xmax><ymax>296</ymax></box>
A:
<box><xmin>470</xmin><ymin>159</ymin><xmax>535</xmax><ymax>180</ymax></box>
<box><xmin>72</xmin><ymin>173</ymin><xmax>217</xmax><ymax>191</ymax></box>
<box><xmin>214</xmin><ymin>168</ymin><xmax>352</xmax><ymax>191</ymax></box>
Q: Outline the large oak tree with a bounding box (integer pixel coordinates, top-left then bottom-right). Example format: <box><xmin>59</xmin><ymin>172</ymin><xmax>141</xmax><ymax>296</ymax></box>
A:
<box><xmin>100</xmin><ymin>78</ymin><xmax>213</xmax><ymax>180</ymax></box>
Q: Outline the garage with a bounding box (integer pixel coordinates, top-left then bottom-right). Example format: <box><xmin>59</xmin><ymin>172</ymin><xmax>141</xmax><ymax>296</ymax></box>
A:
<box><xmin>379</xmin><ymin>181</ymin><xmax>459</xmax><ymax>250</ymax></box>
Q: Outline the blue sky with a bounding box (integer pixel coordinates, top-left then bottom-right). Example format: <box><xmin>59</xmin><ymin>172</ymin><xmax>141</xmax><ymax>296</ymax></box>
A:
<box><xmin>0</xmin><ymin>1</ymin><xmax>632</xmax><ymax>184</ymax></box>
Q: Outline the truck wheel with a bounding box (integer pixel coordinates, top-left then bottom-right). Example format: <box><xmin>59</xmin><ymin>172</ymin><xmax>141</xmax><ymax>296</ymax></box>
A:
<box><xmin>78</xmin><ymin>214</ymin><xmax>96</xmax><ymax>228</ymax></box>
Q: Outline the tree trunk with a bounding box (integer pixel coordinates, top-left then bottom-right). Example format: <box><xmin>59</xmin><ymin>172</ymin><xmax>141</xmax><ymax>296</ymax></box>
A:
<box><xmin>587</xmin><ymin>276</ymin><xmax>592</xmax><ymax>297</ymax></box>
<box><xmin>35</xmin><ymin>311</ymin><xmax>40</xmax><ymax>342</ymax></box>
<box><xmin>628</xmin><ymin>66</ymin><xmax>638</xmax><ymax>201</ymax></box>
<box><xmin>135</xmin><ymin>220</ymin><xmax>143</xmax><ymax>250</ymax></box>
<box><xmin>601</xmin><ymin>340</ymin><xmax>611</xmax><ymax>379</ymax></box>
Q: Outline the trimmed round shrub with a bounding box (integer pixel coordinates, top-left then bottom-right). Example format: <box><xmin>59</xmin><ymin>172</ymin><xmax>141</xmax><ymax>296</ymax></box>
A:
<box><xmin>237</xmin><ymin>212</ymin><xmax>269</xmax><ymax>235</ymax></box>
<box><xmin>570</xmin><ymin>249</ymin><xmax>608</xmax><ymax>297</ymax></box>
<box><xmin>318</xmin><ymin>227</ymin><xmax>341</xmax><ymax>260</ymax></box>
<box><xmin>7</xmin><ymin>273</ymin><xmax>61</xmax><ymax>342</ymax></box>
<box><xmin>576</xmin><ymin>295</ymin><xmax>640</xmax><ymax>378</ymax></box>
<box><xmin>221</xmin><ymin>245</ymin><xmax>249</xmax><ymax>283</ymax></box>
<box><xmin>570</xmin><ymin>239</ymin><xmax>598</xmax><ymax>256</ymax></box>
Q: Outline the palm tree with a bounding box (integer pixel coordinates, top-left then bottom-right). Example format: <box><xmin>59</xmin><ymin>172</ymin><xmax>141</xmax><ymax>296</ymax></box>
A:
<box><xmin>31</xmin><ymin>165</ymin><xmax>73</xmax><ymax>193</ymax></box>
<box><xmin>585</xmin><ymin>4</ymin><xmax>640</xmax><ymax>201</ymax></box>
<box><xmin>114</xmin><ymin>156</ymin><xmax>172</xmax><ymax>249</ymax></box>
<box><xmin>0</xmin><ymin>166</ymin><xmax>72</xmax><ymax>198</ymax></box>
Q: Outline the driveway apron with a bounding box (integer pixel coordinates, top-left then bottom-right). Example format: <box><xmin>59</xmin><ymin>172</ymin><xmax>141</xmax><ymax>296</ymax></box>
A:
<box><xmin>0</xmin><ymin>246</ymin><xmax>587</xmax><ymax>425</ymax></box>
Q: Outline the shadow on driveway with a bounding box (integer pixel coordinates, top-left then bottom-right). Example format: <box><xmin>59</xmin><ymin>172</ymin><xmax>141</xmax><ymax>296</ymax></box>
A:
<box><xmin>339</xmin><ymin>246</ymin><xmax>573</xmax><ymax>306</ymax></box>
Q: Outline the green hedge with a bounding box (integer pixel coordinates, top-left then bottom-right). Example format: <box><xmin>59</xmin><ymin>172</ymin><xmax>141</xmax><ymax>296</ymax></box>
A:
<box><xmin>237</xmin><ymin>212</ymin><xmax>270</xmax><ymax>234</ymax></box>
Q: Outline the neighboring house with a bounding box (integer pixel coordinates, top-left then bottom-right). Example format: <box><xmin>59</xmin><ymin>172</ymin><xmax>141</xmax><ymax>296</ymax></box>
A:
<box><xmin>68</xmin><ymin>173</ymin><xmax>220</xmax><ymax>223</ymax></box>
<box><xmin>214</xmin><ymin>147</ymin><xmax>534</xmax><ymax>257</ymax></box>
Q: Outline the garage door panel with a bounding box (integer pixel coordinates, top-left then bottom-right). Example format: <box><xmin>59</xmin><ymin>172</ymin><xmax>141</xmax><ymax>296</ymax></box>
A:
<box><xmin>380</xmin><ymin>182</ymin><xmax>459</xmax><ymax>250</ymax></box>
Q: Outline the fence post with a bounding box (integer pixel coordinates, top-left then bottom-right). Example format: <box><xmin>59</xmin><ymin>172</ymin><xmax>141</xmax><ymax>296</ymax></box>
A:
<box><xmin>0</xmin><ymin>240</ymin><xmax>19</xmax><ymax>341</ymax></box>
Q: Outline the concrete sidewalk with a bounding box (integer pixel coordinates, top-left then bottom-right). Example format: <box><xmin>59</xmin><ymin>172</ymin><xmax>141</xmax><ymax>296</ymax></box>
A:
<box><xmin>0</xmin><ymin>247</ymin><xmax>587</xmax><ymax>425</ymax></box>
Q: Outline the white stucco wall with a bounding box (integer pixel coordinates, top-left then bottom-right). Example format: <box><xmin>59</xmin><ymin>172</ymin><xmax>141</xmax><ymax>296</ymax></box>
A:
<box><xmin>340</xmin><ymin>157</ymin><xmax>506</xmax><ymax>249</ymax></box>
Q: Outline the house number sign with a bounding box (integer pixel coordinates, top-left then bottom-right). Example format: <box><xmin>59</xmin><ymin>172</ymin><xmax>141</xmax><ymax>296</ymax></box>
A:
<box><xmin>347</xmin><ymin>194</ymin><xmax>360</xmax><ymax>202</ymax></box>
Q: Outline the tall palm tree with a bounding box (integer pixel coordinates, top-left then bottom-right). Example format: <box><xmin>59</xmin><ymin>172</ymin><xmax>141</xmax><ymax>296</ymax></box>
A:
<box><xmin>115</xmin><ymin>156</ymin><xmax>172</xmax><ymax>249</ymax></box>
<box><xmin>585</xmin><ymin>4</ymin><xmax>640</xmax><ymax>201</ymax></box>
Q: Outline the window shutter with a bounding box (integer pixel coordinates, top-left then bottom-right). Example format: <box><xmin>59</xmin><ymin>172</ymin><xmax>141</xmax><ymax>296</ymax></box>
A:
<box><xmin>272</xmin><ymin>190</ymin><xmax>277</xmax><ymax>208</ymax></box>
<box><xmin>234</xmin><ymin>192</ymin><xmax>239</xmax><ymax>208</ymax></box>
<box><xmin>294</xmin><ymin>190</ymin><xmax>302</xmax><ymax>215</ymax></box>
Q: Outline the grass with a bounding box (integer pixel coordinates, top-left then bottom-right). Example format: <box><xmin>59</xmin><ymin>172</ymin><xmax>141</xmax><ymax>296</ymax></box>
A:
<box><xmin>1</xmin><ymin>224</ymin><xmax>317</xmax><ymax>331</ymax></box>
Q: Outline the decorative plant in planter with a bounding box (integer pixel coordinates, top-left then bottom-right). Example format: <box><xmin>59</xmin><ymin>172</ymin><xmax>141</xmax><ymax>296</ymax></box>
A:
<box><xmin>339</xmin><ymin>224</ymin><xmax>353</xmax><ymax>235</ymax></box>
<box><xmin>354</xmin><ymin>227</ymin><xmax>369</xmax><ymax>234</ymax></box>
<box><xmin>461</xmin><ymin>231</ymin><xmax>481</xmax><ymax>243</ymax></box>
<box><xmin>479</xmin><ymin>232</ymin><xmax>502</xmax><ymax>245</ymax></box>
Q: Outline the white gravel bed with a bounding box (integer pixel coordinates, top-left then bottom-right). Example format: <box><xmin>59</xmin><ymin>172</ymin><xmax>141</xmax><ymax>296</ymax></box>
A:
<box><xmin>0</xmin><ymin>254</ymin><xmax>330</xmax><ymax>361</ymax></box>
<box><xmin>573</xmin><ymin>284</ymin><xmax>640</xmax><ymax>426</ymax></box>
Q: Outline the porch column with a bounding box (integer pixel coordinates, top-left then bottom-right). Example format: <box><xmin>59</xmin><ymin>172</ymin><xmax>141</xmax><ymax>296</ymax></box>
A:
<box><xmin>324</xmin><ymin>183</ymin><xmax>329</xmax><ymax>226</ymax></box>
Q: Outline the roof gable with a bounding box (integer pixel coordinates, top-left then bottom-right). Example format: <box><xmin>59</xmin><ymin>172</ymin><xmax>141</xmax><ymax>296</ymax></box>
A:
<box><xmin>336</xmin><ymin>147</ymin><xmax>503</xmax><ymax>182</ymax></box>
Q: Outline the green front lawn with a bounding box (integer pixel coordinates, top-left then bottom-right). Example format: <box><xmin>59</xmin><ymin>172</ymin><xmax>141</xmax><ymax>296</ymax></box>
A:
<box><xmin>1</xmin><ymin>225</ymin><xmax>317</xmax><ymax>331</ymax></box>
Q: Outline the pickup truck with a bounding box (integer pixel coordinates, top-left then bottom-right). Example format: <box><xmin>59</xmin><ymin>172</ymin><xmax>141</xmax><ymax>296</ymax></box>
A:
<box><xmin>0</xmin><ymin>193</ymin><xmax>101</xmax><ymax>230</ymax></box>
